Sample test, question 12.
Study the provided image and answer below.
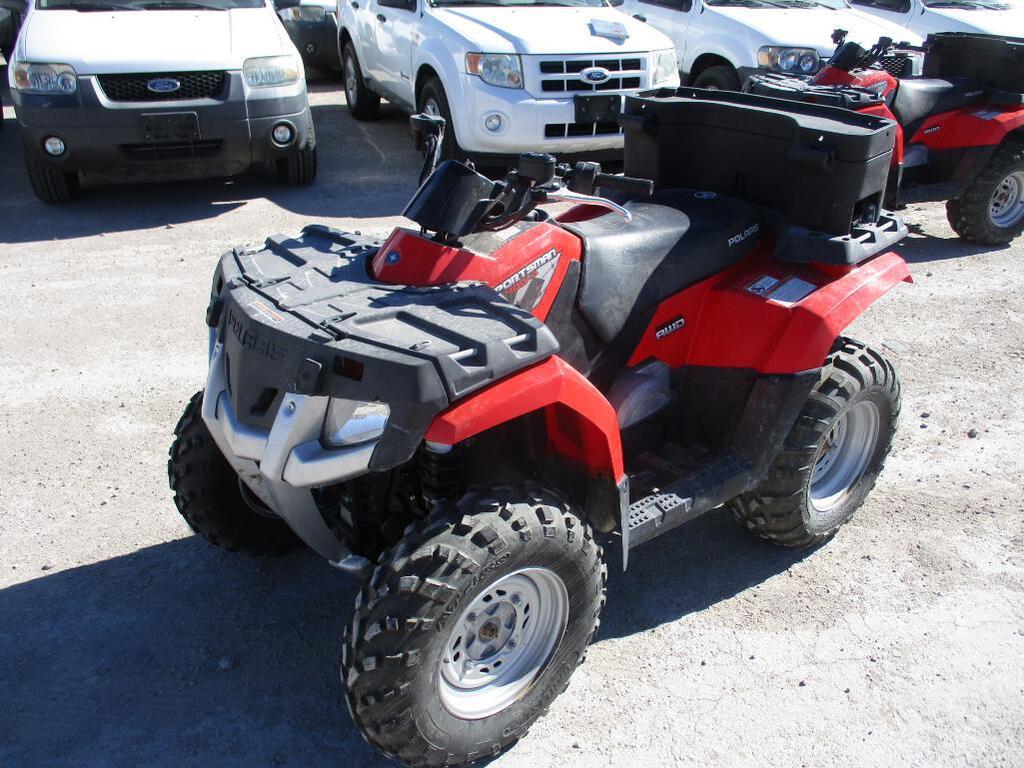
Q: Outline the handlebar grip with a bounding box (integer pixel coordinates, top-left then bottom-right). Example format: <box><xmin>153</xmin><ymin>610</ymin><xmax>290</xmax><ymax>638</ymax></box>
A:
<box><xmin>594</xmin><ymin>173</ymin><xmax>654</xmax><ymax>197</ymax></box>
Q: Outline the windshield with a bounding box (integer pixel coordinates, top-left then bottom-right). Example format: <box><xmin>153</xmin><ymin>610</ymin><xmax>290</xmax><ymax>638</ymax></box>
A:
<box><xmin>36</xmin><ymin>0</ymin><xmax>263</xmax><ymax>9</ymax></box>
<box><xmin>432</xmin><ymin>0</ymin><xmax>615</xmax><ymax>7</ymax></box>
<box><xmin>922</xmin><ymin>0</ymin><xmax>1015</xmax><ymax>7</ymax></box>
<box><xmin>705</xmin><ymin>0</ymin><xmax>849</xmax><ymax>7</ymax></box>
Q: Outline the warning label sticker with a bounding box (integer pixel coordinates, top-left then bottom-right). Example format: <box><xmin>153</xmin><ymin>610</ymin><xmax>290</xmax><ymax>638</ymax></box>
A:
<box><xmin>767</xmin><ymin>277</ymin><xmax>816</xmax><ymax>305</ymax></box>
<box><xmin>745</xmin><ymin>275</ymin><xmax>780</xmax><ymax>296</ymax></box>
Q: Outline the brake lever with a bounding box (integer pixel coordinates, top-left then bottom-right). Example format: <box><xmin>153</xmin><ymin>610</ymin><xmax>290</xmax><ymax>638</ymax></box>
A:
<box><xmin>539</xmin><ymin>188</ymin><xmax>633</xmax><ymax>222</ymax></box>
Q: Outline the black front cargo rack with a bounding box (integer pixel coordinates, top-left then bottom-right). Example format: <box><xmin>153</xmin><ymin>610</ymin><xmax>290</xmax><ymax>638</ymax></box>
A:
<box><xmin>622</xmin><ymin>87</ymin><xmax>898</xmax><ymax>238</ymax></box>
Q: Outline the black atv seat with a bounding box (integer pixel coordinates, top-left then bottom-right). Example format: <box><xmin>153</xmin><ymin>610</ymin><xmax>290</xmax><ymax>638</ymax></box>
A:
<box><xmin>563</xmin><ymin>190</ymin><xmax>761</xmax><ymax>342</ymax></box>
<box><xmin>891</xmin><ymin>77</ymin><xmax>987</xmax><ymax>132</ymax></box>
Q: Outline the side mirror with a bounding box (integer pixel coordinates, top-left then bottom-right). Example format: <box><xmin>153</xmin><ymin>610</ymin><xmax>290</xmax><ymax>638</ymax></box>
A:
<box><xmin>273</xmin><ymin>0</ymin><xmax>301</xmax><ymax>11</ymax></box>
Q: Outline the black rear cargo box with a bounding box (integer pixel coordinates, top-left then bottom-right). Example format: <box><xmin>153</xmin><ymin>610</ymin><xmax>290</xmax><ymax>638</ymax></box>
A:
<box><xmin>746</xmin><ymin>73</ymin><xmax>886</xmax><ymax>110</ymax></box>
<box><xmin>622</xmin><ymin>88</ymin><xmax>897</xmax><ymax>237</ymax></box>
<box><xmin>923</xmin><ymin>33</ymin><xmax>1024</xmax><ymax>94</ymax></box>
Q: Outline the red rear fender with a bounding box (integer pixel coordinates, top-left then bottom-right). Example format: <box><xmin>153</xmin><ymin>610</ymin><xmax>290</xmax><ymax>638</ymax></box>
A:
<box><xmin>630</xmin><ymin>250</ymin><xmax>912</xmax><ymax>374</ymax></box>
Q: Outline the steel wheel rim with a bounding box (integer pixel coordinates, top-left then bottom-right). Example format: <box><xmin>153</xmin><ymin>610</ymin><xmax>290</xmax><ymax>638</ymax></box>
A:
<box><xmin>810</xmin><ymin>400</ymin><xmax>880</xmax><ymax>513</ymax></box>
<box><xmin>438</xmin><ymin>567</ymin><xmax>568</xmax><ymax>720</ymax></box>
<box><xmin>344</xmin><ymin>54</ymin><xmax>358</xmax><ymax>107</ymax></box>
<box><xmin>422</xmin><ymin>97</ymin><xmax>441</xmax><ymax>117</ymax></box>
<box><xmin>989</xmin><ymin>170</ymin><xmax>1024</xmax><ymax>229</ymax></box>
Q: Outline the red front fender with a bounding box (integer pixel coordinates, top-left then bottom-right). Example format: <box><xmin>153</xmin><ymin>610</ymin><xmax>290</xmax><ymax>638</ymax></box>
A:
<box><xmin>424</xmin><ymin>356</ymin><xmax>625</xmax><ymax>482</ymax></box>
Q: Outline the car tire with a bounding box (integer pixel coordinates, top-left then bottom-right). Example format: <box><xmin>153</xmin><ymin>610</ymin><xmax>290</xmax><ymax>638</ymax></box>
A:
<box><xmin>692</xmin><ymin>64</ymin><xmax>741</xmax><ymax>92</ymax></box>
<box><xmin>24</xmin><ymin>155</ymin><xmax>80</xmax><ymax>204</ymax></box>
<box><xmin>343</xmin><ymin>483</ymin><xmax>606</xmax><ymax>767</ymax></box>
<box><xmin>277</xmin><ymin>119</ymin><xmax>318</xmax><ymax>185</ymax></box>
<box><xmin>946</xmin><ymin>141</ymin><xmax>1024</xmax><ymax>246</ymax></box>
<box><xmin>342</xmin><ymin>40</ymin><xmax>381</xmax><ymax>121</ymax></box>
<box><xmin>168</xmin><ymin>390</ymin><xmax>303</xmax><ymax>554</ymax></box>
<box><xmin>418</xmin><ymin>77</ymin><xmax>465</xmax><ymax>163</ymax></box>
<box><xmin>730</xmin><ymin>337</ymin><xmax>900</xmax><ymax>548</ymax></box>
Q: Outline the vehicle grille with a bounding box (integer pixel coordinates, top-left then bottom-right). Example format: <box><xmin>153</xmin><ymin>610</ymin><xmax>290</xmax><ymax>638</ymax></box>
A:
<box><xmin>98</xmin><ymin>71</ymin><xmax>227</xmax><ymax>102</ymax></box>
<box><xmin>544</xmin><ymin>122</ymin><xmax>623</xmax><ymax>139</ymax></box>
<box><xmin>119</xmin><ymin>140</ymin><xmax>224</xmax><ymax>161</ymax></box>
<box><xmin>538</xmin><ymin>57</ymin><xmax>644</xmax><ymax>93</ymax></box>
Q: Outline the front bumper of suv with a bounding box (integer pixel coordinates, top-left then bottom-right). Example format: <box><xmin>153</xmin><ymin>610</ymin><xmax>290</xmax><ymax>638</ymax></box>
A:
<box><xmin>11</xmin><ymin>72</ymin><xmax>313</xmax><ymax>181</ymax></box>
<box><xmin>455</xmin><ymin>52</ymin><xmax>679</xmax><ymax>158</ymax></box>
<box><xmin>281</xmin><ymin>13</ymin><xmax>340</xmax><ymax>71</ymax></box>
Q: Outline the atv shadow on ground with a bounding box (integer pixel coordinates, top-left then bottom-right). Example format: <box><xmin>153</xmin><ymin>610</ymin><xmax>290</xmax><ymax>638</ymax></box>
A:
<box><xmin>895</xmin><ymin>221</ymin><xmax>1008</xmax><ymax>263</ymax></box>
<box><xmin>0</xmin><ymin>507</ymin><xmax>808</xmax><ymax>766</ymax></box>
<box><xmin>0</xmin><ymin>84</ymin><xmax>421</xmax><ymax>245</ymax></box>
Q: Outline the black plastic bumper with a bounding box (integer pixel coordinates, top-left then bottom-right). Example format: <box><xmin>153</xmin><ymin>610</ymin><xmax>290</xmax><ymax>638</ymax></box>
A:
<box><xmin>11</xmin><ymin>73</ymin><xmax>313</xmax><ymax>181</ymax></box>
<box><xmin>282</xmin><ymin>17</ymin><xmax>340</xmax><ymax>70</ymax></box>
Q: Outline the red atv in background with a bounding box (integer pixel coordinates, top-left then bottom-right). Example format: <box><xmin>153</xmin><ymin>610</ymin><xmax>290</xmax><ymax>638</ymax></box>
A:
<box><xmin>169</xmin><ymin>90</ymin><xmax>909</xmax><ymax>767</ymax></box>
<box><xmin>748</xmin><ymin>32</ymin><xmax>1024</xmax><ymax>245</ymax></box>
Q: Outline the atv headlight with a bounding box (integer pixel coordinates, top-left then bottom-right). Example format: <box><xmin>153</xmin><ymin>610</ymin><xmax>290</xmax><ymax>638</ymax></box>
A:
<box><xmin>13</xmin><ymin>62</ymin><xmax>78</xmax><ymax>95</ymax></box>
<box><xmin>466</xmin><ymin>53</ymin><xmax>524</xmax><ymax>89</ymax></box>
<box><xmin>286</xmin><ymin>5</ymin><xmax>327</xmax><ymax>22</ymax></box>
<box><xmin>243</xmin><ymin>55</ymin><xmax>300</xmax><ymax>87</ymax></box>
<box><xmin>757</xmin><ymin>46</ymin><xmax>820</xmax><ymax>74</ymax></box>
<box><xmin>652</xmin><ymin>49</ymin><xmax>678</xmax><ymax>86</ymax></box>
<box><xmin>322</xmin><ymin>399</ymin><xmax>390</xmax><ymax>448</ymax></box>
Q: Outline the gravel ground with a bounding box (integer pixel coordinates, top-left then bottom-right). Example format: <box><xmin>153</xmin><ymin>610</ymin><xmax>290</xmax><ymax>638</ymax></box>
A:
<box><xmin>1</xmin><ymin>77</ymin><xmax>1023</xmax><ymax>768</ymax></box>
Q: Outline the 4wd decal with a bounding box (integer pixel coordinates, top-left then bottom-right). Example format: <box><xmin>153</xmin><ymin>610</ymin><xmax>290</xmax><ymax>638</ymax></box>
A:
<box><xmin>655</xmin><ymin>317</ymin><xmax>686</xmax><ymax>340</ymax></box>
<box><xmin>497</xmin><ymin>248</ymin><xmax>561</xmax><ymax>312</ymax></box>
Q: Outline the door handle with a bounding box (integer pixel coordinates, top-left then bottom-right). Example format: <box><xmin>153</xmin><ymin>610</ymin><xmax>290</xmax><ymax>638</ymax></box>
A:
<box><xmin>376</xmin><ymin>12</ymin><xmax>386</xmax><ymax>20</ymax></box>
<box><xmin>633</xmin><ymin>13</ymin><xmax>646</xmax><ymax>21</ymax></box>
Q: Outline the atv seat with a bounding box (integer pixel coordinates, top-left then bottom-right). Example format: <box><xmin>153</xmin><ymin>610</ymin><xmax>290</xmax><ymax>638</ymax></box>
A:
<box><xmin>563</xmin><ymin>190</ymin><xmax>761</xmax><ymax>342</ymax></box>
<box><xmin>891</xmin><ymin>77</ymin><xmax>987</xmax><ymax>133</ymax></box>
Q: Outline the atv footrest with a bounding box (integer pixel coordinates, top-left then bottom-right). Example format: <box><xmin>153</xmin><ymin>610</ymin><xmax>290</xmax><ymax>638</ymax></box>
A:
<box><xmin>626</xmin><ymin>452</ymin><xmax>752</xmax><ymax>550</ymax></box>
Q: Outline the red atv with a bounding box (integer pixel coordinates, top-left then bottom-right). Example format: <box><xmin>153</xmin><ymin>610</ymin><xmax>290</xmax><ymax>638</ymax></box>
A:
<box><xmin>748</xmin><ymin>32</ymin><xmax>1024</xmax><ymax>245</ymax></box>
<box><xmin>169</xmin><ymin>91</ymin><xmax>909</xmax><ymax>767</ymax></box>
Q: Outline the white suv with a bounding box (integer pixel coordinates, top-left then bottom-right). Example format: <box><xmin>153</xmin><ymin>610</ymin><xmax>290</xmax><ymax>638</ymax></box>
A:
<box><xmin>622</xmin><ymin>0</ymin><xmax>922</xmax><ymax>90</ymax></box>
<box><xmin>337</xmin><ymin>0</ymin><xmax>679</xmax><ymax>162</ymax></box>
<box><xmin>849</xmin><ymin>0</ymin><xmax>1023</xmax><ymax>37</ymax></box>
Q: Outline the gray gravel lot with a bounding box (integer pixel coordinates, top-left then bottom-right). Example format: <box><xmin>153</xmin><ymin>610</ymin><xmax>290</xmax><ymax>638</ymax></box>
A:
<box><xmin>2</xmin><ymin>77</ymin><xmax>1023</xmax><ymax>768</ymax></box>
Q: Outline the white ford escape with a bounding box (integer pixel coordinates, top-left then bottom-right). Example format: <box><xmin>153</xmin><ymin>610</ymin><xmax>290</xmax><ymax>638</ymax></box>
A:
<box><xmin>8</xmin><ymin>0</ymin><xmax>317</xmax><ymax>203</ymax></box>
<box><xmin>337</xmin><ymin>0</ymin><xmax>680</xmax><ymax>163</ymax></box>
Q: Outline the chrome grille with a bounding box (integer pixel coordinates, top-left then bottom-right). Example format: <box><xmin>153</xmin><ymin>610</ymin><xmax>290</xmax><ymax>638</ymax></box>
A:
<box><xmin>538</xmin><ymin>56</ymin><xmax>645</xmax><ymax>93</ymax></box>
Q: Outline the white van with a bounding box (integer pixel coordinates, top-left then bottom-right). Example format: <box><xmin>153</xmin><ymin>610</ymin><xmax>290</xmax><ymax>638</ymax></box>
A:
<box><xmin>849</xmin><ymin>0</ymin><xmax>1023</xmax><ymax>37</ymax></box>
<box><xmin>7</xmin><ymin>0</ymin><xmax>317</xmax><ymax>203</ymax></box>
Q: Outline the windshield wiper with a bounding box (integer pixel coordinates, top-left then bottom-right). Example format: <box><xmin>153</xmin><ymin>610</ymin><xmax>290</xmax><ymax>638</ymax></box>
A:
<box><xmin>137</xmin><ymin>1</ymin><xmax>227</xmax><ymax>9</ymax></box>
<box><xmin>48</xmin><ymin>1</ymin><xmax>141</xmax><ymax>9</ymax></box>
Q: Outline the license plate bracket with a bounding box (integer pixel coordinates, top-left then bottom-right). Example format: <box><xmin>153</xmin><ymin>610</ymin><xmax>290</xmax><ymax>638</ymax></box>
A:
<box><xmin>141</xmin><ymin>112</ymin><xmax>201</xmax><ymax>142</ymax></box>
<box><xmin>574</xmin><ymin>94</ymin><xmax>622</xmax><ymax>124</ymax></box>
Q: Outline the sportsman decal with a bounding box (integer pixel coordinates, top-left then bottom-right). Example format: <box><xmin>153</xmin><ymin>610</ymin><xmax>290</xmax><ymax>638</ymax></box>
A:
<box><xmin>497</xmin><ymin>248</ymin><xmax>561</xmax><ymax>311</ymax></box>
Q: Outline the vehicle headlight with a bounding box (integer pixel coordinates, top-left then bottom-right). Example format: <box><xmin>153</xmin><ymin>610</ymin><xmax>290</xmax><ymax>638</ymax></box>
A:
<box><xmin>13</xmin><ymin>62</ymin><xmax>78</xmax><ymax>95</ymax></box>
<box><xmin>652</xmin><ymin>49</ymin><xmax>678</xmax><ymax>86</ymax></box>
<box><xmin>322</xmin><ymin>399</ymin><xmax>390</xmax><ymax>448</ymax></box>
<box><xmin>466</xmin><ymin>53</ymin><xmax>524</xmax><ymax>89</ymax></box>
<box><xmin>757</xmin><ymin>46</ymin><xmax>820</xmax><ymax>74</ymax></box>
<box><xmin>243</xmin><ymin>55</ymin><xmax>300</xmax><ymax>87</ymax></box>
<box><xmin>287</xmin><ymin>5</ymin><xmax>327</xmax><ymax>22</ymax></box>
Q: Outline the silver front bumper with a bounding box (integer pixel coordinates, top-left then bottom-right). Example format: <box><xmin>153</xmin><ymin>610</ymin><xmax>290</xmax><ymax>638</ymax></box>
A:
<box><xmin>201</xmin><ymin>341</ymin><xmax>375</xmax><ymax>562</ymax></box>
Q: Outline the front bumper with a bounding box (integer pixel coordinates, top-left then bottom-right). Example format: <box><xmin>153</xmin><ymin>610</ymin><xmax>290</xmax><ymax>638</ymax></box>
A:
<box><xmin>202</xmin><ymin>340</ymin><xmax>361</xmax><ymax>562</ymax></box>
<box><xmin>11</xmin><ymin>73</ymin><xmax>313</xmax><ymax>181</ymax></box>
<box><xmin>281</xmin><ymin>15</ymin><xmax>340</xmax><ymax>70</ymax></box>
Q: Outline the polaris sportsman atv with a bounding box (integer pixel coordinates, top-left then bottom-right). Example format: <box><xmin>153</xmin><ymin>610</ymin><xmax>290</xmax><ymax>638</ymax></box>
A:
<box><xmin>747</xmin><ymin>31</ymin><xmax>1024</xmax><ymax>245</ymax></box>
<box><xmin>169</xmin><ymin>92</ymin><xmax>910</xmax><ymax>767</ymax></box>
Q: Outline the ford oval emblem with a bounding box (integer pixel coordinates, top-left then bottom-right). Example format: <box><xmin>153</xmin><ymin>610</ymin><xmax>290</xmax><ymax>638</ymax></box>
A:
<box><xmin>147</xmin><ymin>78</ymin><xmax>182</xmax><ymax>94</ymax></box>
<box><xmin>580</xmin><ymin>67</ymin><xmax>612</xmax><ymax>84</ymax></box>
